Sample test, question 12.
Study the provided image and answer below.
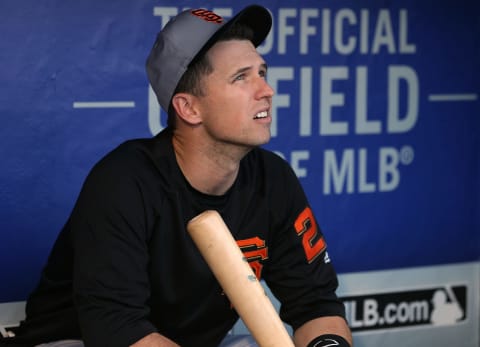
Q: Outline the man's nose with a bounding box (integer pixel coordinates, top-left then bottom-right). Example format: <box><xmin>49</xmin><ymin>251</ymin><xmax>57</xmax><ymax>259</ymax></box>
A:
<box><xmin>255</xmin><ymin>77</ymin><xmax>275</xmax><ymax>99</ymax></box>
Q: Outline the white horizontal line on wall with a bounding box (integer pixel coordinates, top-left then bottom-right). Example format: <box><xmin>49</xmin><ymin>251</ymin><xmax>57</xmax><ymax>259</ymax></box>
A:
<box><xmin>428</xmin><ymin>94</ymin><xmax>478</xmax><ymax>102</ymax></box>
<box><xmin>73</xmin><ymin>101</ymin><xmax>136</xmax><ymax>108</ymax></box>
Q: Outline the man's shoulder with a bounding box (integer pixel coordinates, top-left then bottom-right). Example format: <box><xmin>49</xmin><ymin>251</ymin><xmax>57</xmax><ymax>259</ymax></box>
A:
<box><xmin>248</xmin><ymin>147</ymin><xmax>294</xmax><ymax>173</ymax></box>
<box><xmin>92</xmin><ymin>138</ymin><xmax>154</xmax><ymax>171</ymax></box>
<box><xmin>95</xmin><ymin>130</ymin><xmax>173</xmax><ymax>172</ymax></box>
<box><xmin>242</xmin><ymin>147</ymin><xmax>299</xmax><ymax>189</ymax></box>
<box><xmin>250</xmin><ymin>147</ymin><xmax>288</xmax><ymax>165</ymax></box>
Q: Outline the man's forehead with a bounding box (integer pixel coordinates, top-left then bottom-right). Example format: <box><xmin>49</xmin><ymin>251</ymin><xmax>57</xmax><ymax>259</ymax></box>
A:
<box><xmin>207</xmin><ymin>39</ymin><xmax>265</xmax><ymax>70</ymax></box>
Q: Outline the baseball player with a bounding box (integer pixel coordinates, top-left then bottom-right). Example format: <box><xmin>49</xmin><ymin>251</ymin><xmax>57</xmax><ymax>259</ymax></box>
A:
<box><xmin>0</xmin><ymin>5</ymin><xmax>352</xmax><ymax>347</ymax></box>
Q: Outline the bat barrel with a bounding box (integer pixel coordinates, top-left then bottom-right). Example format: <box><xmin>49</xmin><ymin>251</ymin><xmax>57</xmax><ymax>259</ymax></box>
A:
<box><xmin>187</xmin><ymin>210</ymin><xmax>294</xmax><ymax>347</ymax></box>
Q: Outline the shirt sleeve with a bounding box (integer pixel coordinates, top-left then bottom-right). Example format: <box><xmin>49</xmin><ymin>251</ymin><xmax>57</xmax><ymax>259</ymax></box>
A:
<box><xmin>70</xmin><ymin>148</ymin><xmax>158</xmax><ymax>347</ymax></box>
<box><xmin>263</xmin><ymin>157</ymin><xmax>346</xmax><ymax>331</ymax></box>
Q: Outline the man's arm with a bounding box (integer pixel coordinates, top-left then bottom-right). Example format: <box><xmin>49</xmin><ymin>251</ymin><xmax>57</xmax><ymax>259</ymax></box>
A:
<box><xmin>130</xmin><ymin>332</ymin><xmax>180</xmax><ymax>347</ymax></box>
<box><xmin>293</xmin><ymin>316</ymin><xmax>353</xmax><ymax>347</ymax></box>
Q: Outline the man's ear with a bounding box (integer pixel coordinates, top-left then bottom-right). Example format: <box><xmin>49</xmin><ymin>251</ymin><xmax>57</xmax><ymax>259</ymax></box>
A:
<box><xmin>171</xmin><ymin>93</ymin><xmax>202</xmax><ymax>125</ymax></box>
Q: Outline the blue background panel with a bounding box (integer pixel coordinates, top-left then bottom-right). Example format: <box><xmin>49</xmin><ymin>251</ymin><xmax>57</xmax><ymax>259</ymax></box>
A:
<box><xmin>0</xmin><ymin>0</ymin><xmax>479</xmax><ymax>303</ymax></box>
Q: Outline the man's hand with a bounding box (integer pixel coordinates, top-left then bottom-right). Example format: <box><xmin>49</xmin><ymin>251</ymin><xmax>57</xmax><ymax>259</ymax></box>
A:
<box><xmin>130</xmin><ymin>332</ymin><xmax>181</xmax><ymax>347</ymax></box>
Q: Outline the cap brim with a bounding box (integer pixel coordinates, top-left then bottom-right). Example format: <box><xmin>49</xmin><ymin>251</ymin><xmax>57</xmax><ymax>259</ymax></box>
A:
<box><xmin>226</xmin><ymin>5</ymin><xmax>272</xmax><ymax>47</ymax></box>
<box><xmin>194</xmin><ymin>5</ymin><xmax>271</xmax><ymax>62</ymax></box>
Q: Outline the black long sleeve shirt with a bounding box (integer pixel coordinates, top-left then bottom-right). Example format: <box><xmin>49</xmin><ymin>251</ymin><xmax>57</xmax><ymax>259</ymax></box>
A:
<box><xmin>2</xmin><ymin>128</ymin><xmax>345</xmax><ymax>347</ymax></box>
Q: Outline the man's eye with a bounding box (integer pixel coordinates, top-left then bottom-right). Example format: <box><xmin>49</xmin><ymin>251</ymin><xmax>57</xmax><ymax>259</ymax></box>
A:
<box><xmin>259</xmin><ymin>70</ymin><xmax>267</xmax><ymax>78</ymax></box>
<box><xmin>234</xmin><ymin>74</ymin><xmax>245</xmax><ymax>82</ymax></box>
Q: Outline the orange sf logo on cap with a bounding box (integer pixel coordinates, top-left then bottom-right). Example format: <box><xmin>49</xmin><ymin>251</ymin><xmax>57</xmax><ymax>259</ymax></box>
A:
<box><xmin>191</xmin><ymin>9</ymin><xmax>223</xmax><ymax>24</ymax></box>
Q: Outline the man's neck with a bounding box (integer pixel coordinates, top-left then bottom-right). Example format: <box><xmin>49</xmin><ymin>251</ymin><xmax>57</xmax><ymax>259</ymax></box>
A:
<box><xmin>172</xmin><ymin>130</ymin><xmax>248</xmax><ymax>196</ymax></box>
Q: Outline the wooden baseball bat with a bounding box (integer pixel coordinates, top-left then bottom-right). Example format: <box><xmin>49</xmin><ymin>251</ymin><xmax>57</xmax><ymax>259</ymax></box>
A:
<box><xmin>187</xmin><ymin>210</ymin><xmax>294</xmax><ymax>347</ymax></box>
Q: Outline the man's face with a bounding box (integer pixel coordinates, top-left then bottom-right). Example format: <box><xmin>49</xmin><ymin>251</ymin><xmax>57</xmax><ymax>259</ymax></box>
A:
<box><xmin>195</xmin><ymin>39</ymin><xmax>274</xmax><ymax>151</ymax></box>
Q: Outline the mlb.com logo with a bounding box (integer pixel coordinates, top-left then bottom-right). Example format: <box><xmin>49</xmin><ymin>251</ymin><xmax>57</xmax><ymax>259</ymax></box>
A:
<box><xmin>341</xmin><ymin>285</ymin><xmax>467</xmax><ymax>332</ymax></box>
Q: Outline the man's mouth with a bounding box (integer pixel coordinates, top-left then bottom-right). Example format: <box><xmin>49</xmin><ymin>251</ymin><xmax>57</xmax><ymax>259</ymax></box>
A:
<box><xmin>253</xmin><ymin>111</ymin><xmax>268</xmax><ymax>119</ymax></box>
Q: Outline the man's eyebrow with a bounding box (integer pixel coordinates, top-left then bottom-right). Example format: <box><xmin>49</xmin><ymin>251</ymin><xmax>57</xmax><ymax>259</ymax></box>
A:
<box><xmin>233</xmin><ymin>66</ymin><xmax>252</xmax><ymax>76</ymax></box>
<box><xmin>231</xmin><ymin>63</ymin><xmax>268</xmax><ymax>77</ymax></box>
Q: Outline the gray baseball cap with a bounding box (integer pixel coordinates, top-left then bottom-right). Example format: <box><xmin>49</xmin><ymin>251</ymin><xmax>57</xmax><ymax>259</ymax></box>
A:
<box><xmin>146</xmin><ymin>5</ymin><xmax>272</xmax><ymax>113</ymax></box>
